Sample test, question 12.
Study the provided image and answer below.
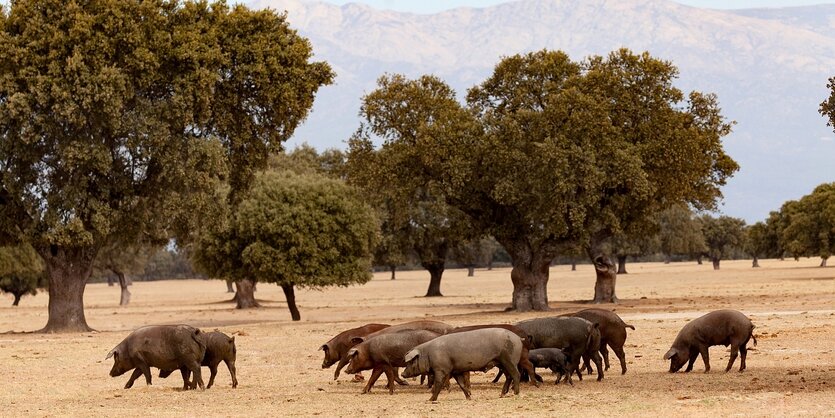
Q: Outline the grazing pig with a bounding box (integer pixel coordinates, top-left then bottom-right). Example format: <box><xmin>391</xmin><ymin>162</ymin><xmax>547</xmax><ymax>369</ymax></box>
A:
<box><xmin>160</xmin><ymin>331</ymin><xmax>238</xmax><ymax>389</ymax></box>
<box><xmin>516</xmin><ymin>316</ymin><xmax>604</xmax><ymax>384</ymax></box>
<box><xmin>527</xmin><ymin>348</ymin><xmax>571</xmax><ymax>384</ymax></box>
<box><xmin>402</xmin><ymin>328</ymin><xmax>523</xmax><ymax>401</ymax></box>
<box><xmin>320</xmin><ymin>323</ymin><xmax>390</xmax><ymax>381</ymax></box>
<box><xmin>446</xmin><ymin>324</ymin><xmax>536</xmax><ymax>387</ymax></box>
<box><xmin>564</xmin><ymin>308</ymin><xmax>635</xmax><ymax>375</ymax></box>
<box><xmin>664</xmin><ymin>309</ymin><xmax>757</xmax><ymax>373</ymax></box>
<box><xmin>337</xmin><ymin>320</ymin><xmax>454</xmax><ymax>385</ymax></box>
<box><xmin>107</xmin><ymin>325</ymin><xmax>206</xmax><ymax>390</ymax></box>
<box><xmin>344</xmin><ymin>329</ymin><xmax>441</xmax><ymax>394</ymax></box>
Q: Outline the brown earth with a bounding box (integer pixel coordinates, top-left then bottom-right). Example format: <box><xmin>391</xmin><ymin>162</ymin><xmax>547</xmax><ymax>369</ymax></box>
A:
<box><xmin>0</xmin><ymin>258</ymin><xmax>833</xmax><ymax>417</ymax></box>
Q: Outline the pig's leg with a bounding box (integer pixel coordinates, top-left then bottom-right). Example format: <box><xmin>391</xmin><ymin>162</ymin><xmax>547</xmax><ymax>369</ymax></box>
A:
<box><xmin>383</xmin><ymin>366</ymin><xmax>397</xmax><ymax>394</ymax></box>
<box><xmin>187</xmin><ymin>361</ymin><xmax>204</xmax><ymax>390</ymax></box>
<box><xmin>599</xmin><ymin>343</ymin><xmax>610</xmax><ymax>371</ymax></box>
<box><xmin>394</xmin><ymin>367</ymin><xmax>409</xmax><ymax>386</ymax></box>
<box><xmin>612</xmin><ymin>345</ymin><xmax>627</xmax><ymax>375</ymax></box>
<box><xmin>500</xmin><ymin>357</ymin><xmax>521</xmax><ymax>395</ymax></box>
<box><xmin>739</xmin><ymin>344</ymin><xmax>748</xmax><ymax>371</ymax></box>
<box><xmin>125</xmin><ymin>368</ymin><xmax>143</xmax><ymax>389</ymax></box>
<box><xmin>429</xmin><ymin>370</ymin><xmax>446</xmax><ymax>401</ymax></box>
<box><xmin>725</xmin><ymin>344</ymin><xmax>739</xmax><ymax>372</ymax></box>
<box><xmin>178</xmin><ymin>368</ymin><xmax>190</xmax><ymax>390</ymax></box>
<box><xmin>583</xmin><ymin>354</ymin><xmax>592</xmax><ymax>375</ymax></box>
<box><xmin>685</xmin><ymin>350</ymin><xmax>698</xmax><ymax>372</ymax></box>
<box><xmin>139</xmin><ymin>364</ymin><xmax>153</xmax><ymax>386</ymax></box>
<box><xmin>591</xmin><ymin>351</ymin><xmax>604</xmax><ymax>381</ymax></box>
<box><xmin>699</xmin><ymin>346</ymin><xmax>710</xmax><ymax>373</ymax></box>
<box><xmin>452</xmin><ymin>373</ymin><xmax>471</xmax><ymax>399</ymax></box>
<box><xmin>362</xmin><ymin>367</ymin><xmax>384</xmax><ymax>394</ymax></box>
<box><xmin>519</xmin><ymin>358</ymin><xmax>539</xmax><ymax>387</ymax></box>
<box><xmin>207</xmin><ymin>362</ymin><xmax>219</xmax><ymax>389</ymax></box>
<box><xmin>224</xmin><ymin>359</ymin><xmax>238</xmax><ymax>388</ymax></box>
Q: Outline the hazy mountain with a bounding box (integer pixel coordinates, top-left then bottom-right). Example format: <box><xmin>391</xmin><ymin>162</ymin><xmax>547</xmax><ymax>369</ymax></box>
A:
<box><xmin>249</xmin><ymin>0</ymin><xmax>835</xmax><ymax>223</ymax></box>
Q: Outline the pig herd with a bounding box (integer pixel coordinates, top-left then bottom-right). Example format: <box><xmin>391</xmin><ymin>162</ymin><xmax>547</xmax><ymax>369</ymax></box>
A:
<box><xmin>106</xmin><ymin>308</ymin><xmax>757</xmax><ymax>401</ymax></box>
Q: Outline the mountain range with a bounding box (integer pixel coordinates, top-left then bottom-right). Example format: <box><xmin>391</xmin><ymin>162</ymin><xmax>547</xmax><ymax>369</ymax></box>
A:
<box><xmin>248</xmin><ymin>0</ymin><xmax>835</xmax><ymax>223</ymax></box>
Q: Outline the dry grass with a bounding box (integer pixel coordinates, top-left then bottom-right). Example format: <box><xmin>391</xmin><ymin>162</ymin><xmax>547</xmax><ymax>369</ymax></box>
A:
<box><xmin>1</xmin><ymin>258</ymin><xmax>834</xmax><ymax>417</ymax></box>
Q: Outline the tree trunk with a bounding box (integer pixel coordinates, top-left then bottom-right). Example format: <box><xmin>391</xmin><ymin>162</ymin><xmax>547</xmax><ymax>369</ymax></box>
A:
<box><xmin>226</xmin><ymin>280</ymin><xmax>235</xmax><ymax>293</ymax></box>
<box><xmin>107</xmin><ymin>276</ymin><xmax>115</xmax><ymax>287</ymax></box>
<box><xmin>616</xmin><ymin>255</ymin><xmax>628</xmax><ymax>274</ymax></box>
<box><xmin>37</xmin><ymin>246</ymin><xmax>97</xmax><ymax>333</ymax></box>
<box><xmin>592</xmin><ymin>255</ymin><xmax>618</xmax><ymax>304</ymax></box>
<box><xmin>115</xmin><ymin>269</ymin><xmax>131</xmax><ymax>306</ymax></box>
<box><xmin>390</xmin><ymin>265</ymin><xmax>396</xmax><ymax>280</ymax></box>
<box><xmin>234</xmin><ymin>279</ymin><xmax>260</xmax><ymax>309</ymax></box>
<box><xmin>487</xmin><ymin>259</ymin><xmax>493</xmax><ymax>271</ymax></box>
<box><xmin>752</xmin><ymin>256</ymin><xmax>760</xmax><ymax>268</ymax></box>
<box><xmin>424</xmin><ymin>263</ymin><xmax>444</xmax><ymax>297</ymax></box>
<box><xmin>281</xmin><ymin>283</ymin><xmax>301</xmax><ymax>321</ymax></box>
<box><xmin>12</xmin><ymin>293</ymin><xmax>21</xmax><ymax>306</ymax></box>
<box><xmin>467</xmin><ymin>266</ymin><xmax>475</xmax><ymax>277</ymax></box>
<box><xmin>571</xmin><ymin>260</ymin><xmax>577</xmax><ymax>271</ymax></box>
<box><xmin>696</xmin><ymin>255</ymin><xmax>703</xmax><ymax>265</ymax></box>
<box><xmin>821</xmin><ymin>257</ymin><xmax>828</xmax><ymax>267</ymax></box>
<box><xmin>509</xmin><ymin>261</ymin><xmax>550</xmax><ymax>311</ymax></box>
<box><xmin>712</xmin><ymin>257</ymin><xmax>720</xmax><ymax>270</ymax></box>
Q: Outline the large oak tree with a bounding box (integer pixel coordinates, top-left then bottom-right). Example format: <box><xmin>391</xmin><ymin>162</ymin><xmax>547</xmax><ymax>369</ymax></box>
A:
<box><xmin>414</xmin><ymin>49</ymin><xmax>735</xmax><ymax>310</ymax></box>
<box><xmin>0</xmin><ymin>1</ymin><xmax>333</xmax><ymax>331</ymax></box>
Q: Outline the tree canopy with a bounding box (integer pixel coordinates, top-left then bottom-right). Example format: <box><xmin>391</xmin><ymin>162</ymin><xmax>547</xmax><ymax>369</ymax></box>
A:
<box><xmin>372</xmin><ymin>49</ymin><xmax>736</xmax><ymax>309</ymax></box>
<box><xmin>0</xmin><ymin>244</ymin><xmax>46</xmax><ymax>306</ymax></box>
<box><xmin>193</xmin><ymin>170</ymin><xmax>378</xmax><ymax>320</ymax></box>
<box><xmin>701</xmin><ymin>215</ymin><xmax>746</xmax><ymax>270</ymax></box>
<box><xmin>780</xmin><ymin>183</ymin><xmax>835</xmax><ymax>266</ymax></box>
<box><xmin>0</xmin><ymin>0</ymin><xmax>333</xmax><ymax>331</ymax></box>
<box><xmin>657</xmin><ymin>204</ymin><xmax>707</xmax><ymax>262</ymax></box>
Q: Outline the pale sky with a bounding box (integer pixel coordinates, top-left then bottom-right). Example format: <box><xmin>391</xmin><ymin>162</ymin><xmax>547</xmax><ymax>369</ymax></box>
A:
<box><xmin>314</xmin><ymin>0</ymin><xmax>835</xmax><ymax>13</ymax></box>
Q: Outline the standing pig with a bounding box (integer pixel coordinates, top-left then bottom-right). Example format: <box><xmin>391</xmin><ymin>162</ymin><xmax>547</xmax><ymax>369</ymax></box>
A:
<box><xmin>335</xmin><ymin>320</ymin><xmax>454</xmax><ymax>385</ymax></box>
<box><xmin>107</xmin><ymin>325</ymin><xmax>206</xmax><ymax>390</ymax></box>
<box><xmin>516</xmin><ymin>316</ymin><xmax>604</xmax><ymax>384</ymax></box>
<box><xmin>565</xmin><ymin>308</ymin><xmax>635</xmax><ymax>375</ymax></box>
<box><xmin>160</xmin><ymin>331</ymin><xmax>238</xmax><ymax>389</ymax></box>
<box><xmin>664</xmin><ymin>309</ymin><xmax>757</xmax><ymax>373</ymax></box>
<box><xmin>344</xmin><ymin>329</ymin><xmax>440</xmax><ymax>394</ymax></box>
<box><xmin>320</xmin><ymin>323</ymin><xmax>390</xmax><ymax>381</ymax></box>
<box><xmin>402</xmin><ymin>328</ymin><xmax>523</xmax><ymax>401</ymax></box>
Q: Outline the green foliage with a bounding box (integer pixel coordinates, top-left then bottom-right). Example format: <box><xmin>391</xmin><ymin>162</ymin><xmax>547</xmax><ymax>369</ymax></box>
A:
<box><xmin>451</xmin><ymin>237</ymin><xmax>501</xmax><ymax>269</ymax></box>
<box><xmin>0</xmin><ymin>244</ymin><xmax>46</xmax><ymax>304</ymax></box>
<box><xmin>346</xmin><ymin>74</ymin><xmax>476</xmax><ymax>277</ymax></box>
<box><xmin>820</xmin><ymin>77</ymin><xmax>835</xmax><ymax>131</ymax></box>
<box><xmin>780</xmin><ymin>183</ymin><xmax>835</xmax><ymax>262</ymax></box>
<box><xmin>194</xmin><ymin>170</ymin><xmax>378</xmax><ymax>290</ymax></box>
<box><xmin>658</xmin><ymin>204</ymin><xmax>707</xmax><ymax>259</ymax></box>
<box><xmin>268</xmin><ymin>144</ymin><xmax>346</xmax><ymax>179</ymax></box>
<box><xmin>744</xmin><ymin>221</ymin><xmax>777</xmax><ymax>259</ymax></box>
<box><xmin>0</xmin><ymin>0</ymin><xmax>332</xmax><ymax>250</ymax></box>
<box><xmin>701</xmin><ymin>215</ymin><xmax>747</xmax><ymax>261</ymax></box>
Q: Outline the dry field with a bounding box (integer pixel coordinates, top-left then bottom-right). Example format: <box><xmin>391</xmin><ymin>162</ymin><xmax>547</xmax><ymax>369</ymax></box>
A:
<box><xmin>1</xmin><ymin>258</ymin><xmax>834</xmax><ymax>417</ymax></box>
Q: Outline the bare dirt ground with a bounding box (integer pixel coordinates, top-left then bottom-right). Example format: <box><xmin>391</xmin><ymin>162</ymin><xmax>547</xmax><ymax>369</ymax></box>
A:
<box><xmin>1</xmin><ymin>258</ymin><xmax>833</xmax><ymax>417</ymax></box>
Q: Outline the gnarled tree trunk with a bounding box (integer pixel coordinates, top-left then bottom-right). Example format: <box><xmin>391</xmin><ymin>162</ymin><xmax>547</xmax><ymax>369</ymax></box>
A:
<box><xmin>424</xmin><ymin>262</ymin><xmax>444</xmax><ymax>297</ymax></box>
<box><xmin>502</xmin><ymin>239</ymin><xmax>553</xmax><ymax>312</ymax></box>
<box><xmin>12</xmin><ymin>293</ymin><xmax>22</xmax><ymax>306</ymax></box>
<box><xmin>820</xmin><ymin>257</ymin><xmax>828</xmax><ymax>267</ymax></box>
<box><xmin>752</xmin><ymin>256</ymin><xmax>760</xmax><ymax>268</ymax></box>
<box><xmin>616</xmin><ymin>255</ymin><xmax>628</xmax><ymax>274</ymax></box>
<box><xmin>712</xmin><ymin>257</ymin><xmax>721</xmax><ymax>270</ymax></box>
<box><xmin>234</xmin><ymin>279</ymin><xmax>260</xmax><ymax>309</ymax></box>
<box><xmin>37</xmin><ymin>246</ymin><xmax>97</xmax><ymax>333</ymax></box>
<box><xmin>281</xmin><ymin>283</ymin><xmax>300</xmax><ymax>321</ymax></box>
<box><xmin>114</xmin><ymin>269</ymin><xmax>131</xmax><ymax>306</ymax></box>
<box><xmin>592</xmin><ymin>255</ymin><xmax>618</xmax><ymax>304</ymax></box>
<box><xmin>226</xmin><ymin>280</ymin><xmax>235</xmax><ymax>293</ymax></box>
<box><xmin>467</xmin><ymin>266</ymin><xmax>475</xmax><ymax>277</ymax></box>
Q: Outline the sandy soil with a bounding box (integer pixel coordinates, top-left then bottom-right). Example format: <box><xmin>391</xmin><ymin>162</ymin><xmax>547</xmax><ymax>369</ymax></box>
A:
<box><xmin>0</xmin><ymin>258</ymin><xmax>833</xmax><ymax>417</ymax></box>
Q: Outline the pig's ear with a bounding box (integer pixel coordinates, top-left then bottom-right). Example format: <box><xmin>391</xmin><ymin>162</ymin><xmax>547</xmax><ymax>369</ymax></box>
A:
<box><xmin>319</xmin><ymin>344</ymin><xmax>327</xmax><ymax>352</ymax></box>
<box><xmin>663</xmin><ymin>348</ymin><xmax>677</xmax><ymax>360</ymax></box>
<box><xmin>350</xmin><ymin>337</ymin><xmax>365</xmax><ymax>345</ymax></box>
<box><xmin>230</xmin><ymin>336</ymin><xmax>235</xmax><ymax>344</ymax></box>
<box><xmin>404</xmin><ymin>350</ymin><xmax>419</xmax><ymax>364</ymax></box>
<box><xmin>347</xmin><ymin>348</ymin><xmax>358</xmax><ymax>358</ymax></box>
<box><xmin>106</xmin><ymin>348</ymin><xmax>117</xmax><ymax>360</ymax></box>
